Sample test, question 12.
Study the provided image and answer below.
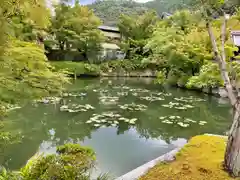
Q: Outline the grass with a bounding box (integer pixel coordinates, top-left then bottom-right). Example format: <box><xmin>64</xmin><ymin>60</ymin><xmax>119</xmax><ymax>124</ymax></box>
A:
<box><xmin>139</xmin><ymin>135</ymin><xmax>240</xmax><ymax>180</ymax></box>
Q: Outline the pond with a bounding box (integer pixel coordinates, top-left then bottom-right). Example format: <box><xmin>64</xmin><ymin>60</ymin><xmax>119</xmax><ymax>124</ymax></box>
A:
<box><xmin>1</xmin><ymin>78</ymin><xmax>232</xmax><ymax>178</ymax></box>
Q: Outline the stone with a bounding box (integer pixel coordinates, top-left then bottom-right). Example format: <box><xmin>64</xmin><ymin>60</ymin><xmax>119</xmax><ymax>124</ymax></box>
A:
<box><xmin>202</xmin><ymin>87</ymin><xmax>211</xmax><ymax>94</ymax></box>
<box><xmin>211</xmin><ymin>88</ymin><xmax>219</xmax><ymax>96</ymax></box>
<box><xmin>218</xmin><ymin>87</ymin><xmax>228</xmax><ymax>98</ymax></box>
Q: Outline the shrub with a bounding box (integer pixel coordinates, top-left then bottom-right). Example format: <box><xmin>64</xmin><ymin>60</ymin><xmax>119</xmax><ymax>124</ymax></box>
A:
<box><xmin>20</xmin><ymin>144</ymin><xmax>97</xmax><ymax>180</ymax></box>
<box><xmin>186</xmin><ymin>63</ymin><xmax>223</xmax><ymax>89</ymax></box>
<box><xmin>51</xmin><ymin>62</ymin><xmax>100</xmax><ymax>76</ymax></box>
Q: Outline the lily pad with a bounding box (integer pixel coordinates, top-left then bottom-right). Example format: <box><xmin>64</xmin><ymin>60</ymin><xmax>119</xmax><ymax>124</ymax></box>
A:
<box><xmin>162</xmin><ymin>120</ymin><xmax>174</xmax><ymax>124</ymax></box>
<box><xmin>177</xmin><ymin>122</ymin><xmax>190</xmax><ymax>127</ymax></box>
<box><xmin>119</xmin><ymin>103</ymin><xmax>147</xmax><ymax>111</ymax></box>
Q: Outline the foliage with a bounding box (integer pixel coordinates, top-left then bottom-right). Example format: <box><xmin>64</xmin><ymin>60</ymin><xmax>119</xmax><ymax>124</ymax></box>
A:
<box><xmin>20</xmin><ymin>143</ymin><xmax>96</xmax><ymax>180</ymax></box>
<box><xmin>146</xmin><ymin>8</ymin><xmax>239</xmax><ymax>89</ymax></box>
<box><xmin>145</xmin><ymin>0</ymin><xmax>193</xmax><ymax>14</ymax></box>
<box><xmin>88</xmin><ymin>0</ymin><xmax>196</xmax><ymax>26</ymax></box>
<box><xmin>118</xmin><ymin>11</ymin><xmax>158</xmax><ymax>59</ymax></box>
<box><xmin>0</xmin><ymin>143</ymin><xmax>108</xmax><ymax>180</ymax></box>
<box><xmin>0</xmin><ymin>167</ymin><xmax>19</xmax><ymax>180</ymax></box>
<box><xmin>99</xmin><ymin>58</ymin><xmax>155</xmax><ymax>73</ymax></box>
<box><xmin>0</xmin><ymin>1</ymin><xmax>68</xmax><ymax>115</ymax></box>
<box><xmin>88</xmin><ymin>0</ymin><xmax>147</xmax><ymax>26</ymax></box>
<box><xmin>154</xmin><ymin>71</ymin><xmax>167</xmax><ymax>85</ymax></box>
<box><xmin>0</xmin><ymin>40</ymin><xmax>68</xmax><ymax>105</ymax></box>
<box><xmin>51</xmin><ymin>61</ymin><xmax>100</xmax><ymax>76</ymax></box>
<box><xmin>139</xmin><ymin>135</ymin><xmax>233</xmax><ymax>180</ymax></box>
<box><xmin>187</xmin><ymin>63</ymin><xmax>223</xmax><ymax>89</ymax></box>
<box><xmin>50</xmin><ymin>0</ymin><xmax>104</xmax><ymax>62</ymax></box>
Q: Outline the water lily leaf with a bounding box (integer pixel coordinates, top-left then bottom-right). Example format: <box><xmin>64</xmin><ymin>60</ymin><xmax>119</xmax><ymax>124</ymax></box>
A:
<box><xmin>177</xmin><ymin>122</ymin><xmax>189</xmax><ymax>127</ymax></box>
<box><xmin>162</xmin><ymin>120</ymin><xmax>174</xmax><ymax>124</ymax></box>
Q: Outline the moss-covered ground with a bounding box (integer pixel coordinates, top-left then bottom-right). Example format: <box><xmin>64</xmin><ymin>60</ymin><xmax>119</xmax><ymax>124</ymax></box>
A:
<box><xmin>140</xmin><ymin>135</ymin><xmax>240</xmax><ymax>180</ymax></box>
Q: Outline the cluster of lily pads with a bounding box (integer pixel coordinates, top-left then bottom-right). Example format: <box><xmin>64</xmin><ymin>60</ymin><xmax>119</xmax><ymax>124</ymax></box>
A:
<box><xmin>174</xmin><ymin>96</ymin><xmax>205</xmax><ymax>103</ymax></box>
<box><xmin>93</xmin><ymin>89</ymin><xmax>108</xmax><ymax>93</ymax></box>
<box><xmin>62</xmin><ymin>92</ymin><xmax>87</xmax><ymax>97</ymax></box>
<box><xmin>140</xmin><ymin>96</ymin><xmax>165</xmax><ymax>101</ymax></box>
<box><xmin>117</xmin><ymin>92</ymin><xmax>129</xmax><ymax>96</ymax></box>
<box><xmin>162</xmin><ymin>102</ymin><xmax>194</xmax><ymax>110</ymax></box>
<box><xmin>36</xmin><ymin>97</ymin><xmax>62</xmax><ymax>104</ymax></box>
<box><xmin>60</xmin><ymin>104</ymin><xmax>95</xmax><ymax>113</ymax></box>
<box><xmin>119</xmin><ymin>103</ymin><xmax>147</xmax><ymax>111</ymax></box>
<box><xmin>129</xmin><ymin>88</ymin><xmax>149</xmax><ymax>93</ymax></box>
<box><xmin>159</xmin><ymin>115</ymin><xmax>207</xmax><ymax>127</ymax></box>
<box><xmin>99</xmin><ymin>96</ymin><xmax>119</xmax><ymax>104</ymax></box>
<box><xmin>85</xmin><ymin>112</ymin><xmax>138</xmax><ymax>127</ymax></box>
<box><xmin>151</xmin><ymin>92</ymin><xmax>172</xmax><ymax>97</ymax></box>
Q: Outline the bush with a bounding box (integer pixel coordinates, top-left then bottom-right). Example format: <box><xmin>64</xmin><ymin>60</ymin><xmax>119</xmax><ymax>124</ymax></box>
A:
<box><xmin>154</xmin><ymin>70</ymin><xmax>167</xmax><ymax>85</ymax></box>
<box><xmin>20</xmin><ymin>144</ymin><xmax>99</xmax><ymax>180</ymax></box>
<box><xmin>186</xmin><ymin>63</ymin><xmax>223</xmax><ymax>89</ymax></box>
<box><xmin>0</xmin><ymin>144</ymin><xmax>109</xmax><ymax>180</ymax></box>
<box><xmin>51</xmin><ymin>62</ymin><xmax>100</xmax><ymax>76</ymax></box>
<box><xmin>100</xmin><ymin>58</ymin><xmax>152</xmax><ymax>73</ymax></box>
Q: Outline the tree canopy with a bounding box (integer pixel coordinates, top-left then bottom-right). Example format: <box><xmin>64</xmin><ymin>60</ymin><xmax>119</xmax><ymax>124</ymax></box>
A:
<box><xmin>0</xmin><ymin>0</ymin><xmax>68</xmax><ymax>113</ymax></box>
<box><xmin>49</xmin><ymin>0</ymin><xmax>104</xmax><ymax>62</ymax></box>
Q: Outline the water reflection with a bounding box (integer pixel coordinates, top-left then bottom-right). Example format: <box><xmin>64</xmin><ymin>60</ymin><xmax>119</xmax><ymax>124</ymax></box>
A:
<box><xmin>1</xmin><ymin>78</ymin><xmax>232</xmax><ymax>177</ymax></box>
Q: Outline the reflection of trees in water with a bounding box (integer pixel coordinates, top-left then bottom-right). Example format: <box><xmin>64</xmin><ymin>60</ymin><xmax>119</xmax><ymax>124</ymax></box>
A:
<box><xmin>134</xmin><ymin>100</ymin><xmax>231</xmax><ymax>143</ymax></box>
<box><xmin>2</xmin><ymin>78</ymin><xmax>232</xmax><ymax>170</ymax></box>
<box><xmin>1</xmin><ymin>102</ymin><xmax>96</xmax><ymax>170</ymax></box>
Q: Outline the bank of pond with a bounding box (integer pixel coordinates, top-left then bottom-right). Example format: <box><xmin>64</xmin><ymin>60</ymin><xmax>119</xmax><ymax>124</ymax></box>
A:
<box><xmin>1</xmin><ymin>78</ymin><xmax>232</xmax><ymax>179</ymax></box>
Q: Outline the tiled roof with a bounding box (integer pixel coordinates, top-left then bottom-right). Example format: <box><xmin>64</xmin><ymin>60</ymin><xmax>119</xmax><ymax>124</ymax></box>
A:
<box><xmin>98</xmin><ymin>26</ymin><xmax>119</xmax><ymax>32</ymax></box>
<box><xmin>231</xmin><ymin>31</ymin><xmax>240</xmax><ymax>35</ymax></box>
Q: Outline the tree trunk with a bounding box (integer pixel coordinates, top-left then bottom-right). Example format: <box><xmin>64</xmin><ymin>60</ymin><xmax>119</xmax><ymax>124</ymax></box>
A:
<box><xmin>224</xmin><ymin>106</ymin><xmax>240</xmax><ymax>177</ymax></box>
<box><xmin>207</xmin><ymin>17</ymin><xmax>240</xmax><ymax>177</ymax></box>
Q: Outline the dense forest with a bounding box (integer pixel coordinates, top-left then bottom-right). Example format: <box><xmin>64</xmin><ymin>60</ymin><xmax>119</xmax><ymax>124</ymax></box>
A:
<box><xmin>88</xmin><ymin>0</ymin><xmax>193</xmax><ymax>25</ymax></box>
<box><xmin>88</xmin><ymin>0</ymin><xmax>240</xmax><ymax>25</ymax></box>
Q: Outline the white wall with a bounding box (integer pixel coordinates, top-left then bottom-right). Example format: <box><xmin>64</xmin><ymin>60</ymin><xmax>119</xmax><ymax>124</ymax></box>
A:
<box><xmin>233</xmin><ymin>35</ymin><xmax>240</xmax><ymax>46</ymax></box>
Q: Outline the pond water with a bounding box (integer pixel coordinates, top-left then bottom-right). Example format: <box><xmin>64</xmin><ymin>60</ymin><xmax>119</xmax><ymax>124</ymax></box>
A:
<box><xmin>1</xmin><ymin>78</ymin><xmax>232</xmax><ymax>178</ymax></box>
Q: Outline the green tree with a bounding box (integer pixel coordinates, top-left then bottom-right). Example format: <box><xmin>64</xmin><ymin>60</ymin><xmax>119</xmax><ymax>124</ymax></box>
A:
<box><xmin>88</xmin><ymin>0</ymin><xmax>147</xmax><ymax>26</ymax></box>
<box><xmin>192</xmin><ymin>0</ymin><xmax>240</xmax><ymax>176</ymax></box>
<box><xmin>50</xmin><ymin>0</ymin><xmax>104</xmax><ymax>62</ymax></box>
<box><xmin>0</xmin><ymin>0</ymin><xmax>68</xmax><ymax>114</ymax></box>
<box><xmin>118</xmin><ymin>11</ymin><xmax>158</xmax><ymax>59</ymax></box>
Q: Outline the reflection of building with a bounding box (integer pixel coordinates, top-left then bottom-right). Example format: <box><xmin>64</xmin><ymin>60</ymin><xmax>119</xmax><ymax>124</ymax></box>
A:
<box><xmin>98</xmin><ymin>26</ymin><xmax>125</xmax><ymax>60</ymax></box>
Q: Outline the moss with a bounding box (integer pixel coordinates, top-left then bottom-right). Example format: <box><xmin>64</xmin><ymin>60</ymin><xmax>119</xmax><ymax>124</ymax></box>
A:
<box><xmin>139</xmin><ymin>135</ymin><xmax>240</xmax><ymax>180</ymax></box>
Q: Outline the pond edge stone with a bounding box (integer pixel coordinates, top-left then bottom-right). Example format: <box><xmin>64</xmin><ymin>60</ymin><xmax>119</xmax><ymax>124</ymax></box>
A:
<box><xmin>115</xmin><ymin>146</ymin><xmax>184</xmax><ymax>180</ymax></box>
<box><xmin>116</xmin><ymin>134</ymin><xmax>228</xmax><ymax>180</ymax></box>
